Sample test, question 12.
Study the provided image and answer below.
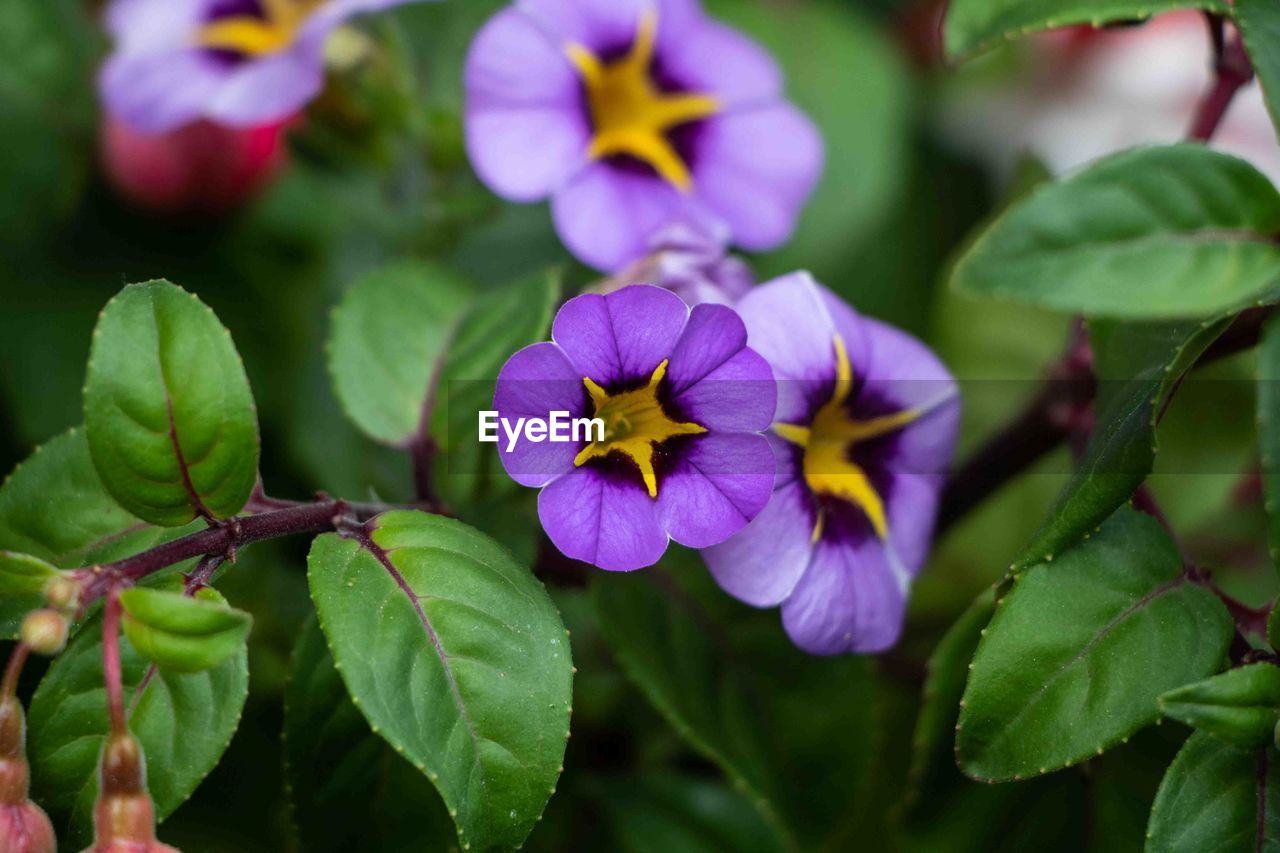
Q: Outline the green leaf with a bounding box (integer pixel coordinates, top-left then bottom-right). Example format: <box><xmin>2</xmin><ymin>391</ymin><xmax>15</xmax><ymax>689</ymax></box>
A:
<box><xmin>327</xmin><ymin>261</ymin><xmax>474</xmax><ymax>447</ymax></box>
<box><xmin>0</xmin><ymin>428</ymin><xmax>199</xmax><ymax>637</ymax></box>
<box><xmin>84</xmin><ymin>280</ymin><xmax>260</xmax><ymax>526</ymax></box>
<box><xmin>951</xmin><ymin>145</ymin><xmax>1280</xmax><ymax>319</ymax></box>
<box><xmin>28</xmin><ymin>613</ymin><xmax>249</xmax><ymax>846</ymax></box>
<box><xmin>1239</xmin><ymin>0</ymin><xmax>1280</xmax><ymax>144</ymax></box>
<box><xmin>0</xmin><ymin>551</ymin><xmax>59</xmax><ymax>597</ymax></box>
<box><xmin>284</xmin><ymin>616</ymin><xmax>456</xmax><ymax>852</ymax></box>
<box><xmin>1260</xmin><ymin>314</ymin><xmax>1280</xmax><ymax>567</ymax></box>
<box><xmin>1270</xmin><ymin>602</ymin><xmax>1280</xmax><ymax>653</ymax></box>
<box><xmin>306</xmin><ymin>511</ymin><xmax>572</xmax><ymax>851</ymax></box>
<box><xmin>1159</xmin><ymin>664</ymin><xmax>1280</xmax><ymax>749</ymax></box>
<box><xmin>120</xmin><ymin>587</ymin><xmax>252</xmax><ymax>674</ymax></box>
<box><xmin>1012</xmin><ymin>315</ymin><xmax>1228</xmax><ymax>571</ymax></box>
<box><xmin>944</xmin><ymin>0</ymin><xmax>1228</xmax><ymax>60</ymax></box>
<box><xmin>957</xmin><ymin>508</ymin><xmax>1233</xmax><ymax>781</ymax></box>
<box><xmin>1146</xmin><ymin>732</ymin><xmax>1280</xmax><ymax>852</ymax></box>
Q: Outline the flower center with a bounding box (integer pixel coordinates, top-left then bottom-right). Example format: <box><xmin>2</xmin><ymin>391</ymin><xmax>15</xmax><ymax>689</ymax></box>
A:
<box><xmin>573</xmin><ymin>359</ymin><xmax>707</xmax><ymax>498</ymax></box>
<box><xmin>774</xmin><ymin>336</ymin><xmax>920</xmax><ymax>541</ymax></box>
<box><xmin>565</xmin><ymin>10</ymin><xmax>719</xmax><ymax>191</ymax></box>
<box><xmin>196</xmin><ymin>0</ymin><xmax>325</xmax><ymax>57</ymax></box>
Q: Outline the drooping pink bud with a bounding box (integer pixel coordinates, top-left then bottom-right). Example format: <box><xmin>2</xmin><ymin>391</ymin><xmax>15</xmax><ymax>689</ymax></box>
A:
<box><xmin>0</xmin><ymin>698</ymin><xmax>55</xmax><ymax>853</ymax></box>
<box><xmin>81</xmin><ymin>734</ymin><xmax>179</xmax><ymax>853</ymax></box>
<box><xmin>100</xmin><ymin>117</ymin><xmax>296</xmax><ymax>216</ymax></box>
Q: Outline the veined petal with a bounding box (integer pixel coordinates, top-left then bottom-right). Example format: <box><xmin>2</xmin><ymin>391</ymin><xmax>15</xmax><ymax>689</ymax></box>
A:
<box><xmin>538</xmin><ymin>466</ymin><xmax>668</xmax><ymax>571</ymax></box>
<box><xmin>702</xmin><ymin>479</ymin><xmax>816</xmax><ymax>607</ymax></box>
<box><xmin>551</xmin><ymin>284</ymin><xmax>688</xmax><ymax>388</ymax></box>
<box><xmin>655</xmin><ymin>432</ymin><xmax>775</xmax><ymax>548</ymax></box>
<box><xmin>493</xmin><ymin>342</ymin><xmax>590</xmax><ymax>488</ymax></box>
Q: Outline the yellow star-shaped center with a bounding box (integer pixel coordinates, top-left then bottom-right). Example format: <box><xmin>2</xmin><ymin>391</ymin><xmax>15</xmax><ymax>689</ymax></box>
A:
<box><xmin>573</xmin><ymin>359</ymin><xmax>707</xmax><ymax>498</ymax></box>
<box><xmin>774</xmin><ymin>336</ymin><xmax>920</xmax><ymax>542</ymax></box>
<box><xmin>196</xmin><ymin>0</ymin><xmax>326</xmax><ymax>57</ymax></box>
<box><xmin>565</xmin><ymin>9</ymin><xmax>719</xmax><ymax>192</ymax></box>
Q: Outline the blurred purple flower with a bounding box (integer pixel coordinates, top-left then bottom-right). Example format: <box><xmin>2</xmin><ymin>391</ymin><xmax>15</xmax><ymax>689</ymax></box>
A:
<box><xmin>99</xmin><ymin>0</ymin><xmax>420</xmax><ymax>133</ymax></box>
<box><xmin>599</xmin><ymin>224</ymin><xmax>754</xmax><ymax>306</ymax></box>
<box><xmin>703</xmin><ymin>274</ymin><xmax>960</xmax><ymax>655</ymax></box>
<box><xmin>465</xmin><ymin>0</ymin><xmax>823</xmax><ymax>272</ymax></box>
<box><xmin>494</xmin><ymin>285</ymin><xmax>777</xmax><ymax>571</ymax></box>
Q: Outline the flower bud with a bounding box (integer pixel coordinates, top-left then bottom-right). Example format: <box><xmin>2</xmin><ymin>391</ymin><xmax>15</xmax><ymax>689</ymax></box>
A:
<box><xmin>100</xmin><ymin>116</ymin><xmax>295</xmax><ymax>216</ymax></box>
<box><xmin>0</xmin><ymin>699</ymin><xmax>55</xmax><ymax>852</ymax></box>
<box><xmin>43</xmin><ymin>576</ymin><xmax>80</xmax><ymax>613</ymax></box>
<box><xmin>82</xmin><ymin>734</ymin><xmax>180</xmax><ymax>853</ymax></box>
<box><xmin>20</xmin><ymin>611</ymin><xmax>68</xmax><ymax>657</ymax></box>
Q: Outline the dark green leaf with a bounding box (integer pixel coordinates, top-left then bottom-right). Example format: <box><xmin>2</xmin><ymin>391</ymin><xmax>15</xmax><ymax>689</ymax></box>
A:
<box><xmin>284</xmin><ymin>617</ymin><xmax>456</xmax><ymax>852</ymax></box>
<box><xmin>327</xmin><ymin>260</ymin><xmax>473</xmax><ymax>446</ymax></box>
<box><xmin>957</xmin><ymin>508</ymin><xmax>1232</xmax><ymax>781</ymax></box>
<box><xmin>1013</xmin><ymin>316</ymin><xmax>1227</xmax><ymax>571</ymax></box>
<box><xmin>944</xmin><ymin>0</ymin><xmax>1228</xmax><ymax>60</ymax></box>
<box><xmin>0</xmin><ymin>429</ymin><xmax>198</xmax><ymax>637</ymax></box>
<box><xmin>120</xmin><ymin>587</ymin><xmax>252</xmax><ymax>674</ymax></box>
<box><xmin>951</xmin><ymin>145</ymin><xmax>1280</xmax><ymax>319</ymax></box>
<box><xmin>0</xmin><ymin>551</ymin><xmax>59</xmax><ymax>597</ymax></box>
<box><xmin>1260</xmin><ymin>313</ymin><xmax>1280</xmax><ymax>567</ymax></box>
<box><xmin>1239</xmin><ymin>0</ymin><xmax>1280</xmax><ymax>143</ymax></box>
<box><xmin>84</xmin><ymin>280</ymin><xmax>260</xmax><ymax>526</ymax></box>
<box><xmin>28</xmin><ymin>613</ymin><xmax>248</xmax><ymax>846</ymax></box>
<box><xmin>1160</xmin><ymin>664</ymin><xmax>1280</xmax><ymax>749</ymax></box>
<box><xmin>307</xmin><ymin>511</ymin><xmax>572</xmax><ymax>850</ymax></box>
<box><xmin>1146</xmin><ymin>732</ymin><xmax>1280</xmax><ymax>852</ymax></box>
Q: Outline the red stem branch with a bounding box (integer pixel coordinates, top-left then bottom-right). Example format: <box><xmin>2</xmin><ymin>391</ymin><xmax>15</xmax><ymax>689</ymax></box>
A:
<box><xmin>1</xmin><ymin>645</ymin><xmax>28</xmax><ymax>700</ymax></box>
<box><xmin>102</xmin><ymin>590</ymin><xmax>126</xmax><ymax>737</ymax></box>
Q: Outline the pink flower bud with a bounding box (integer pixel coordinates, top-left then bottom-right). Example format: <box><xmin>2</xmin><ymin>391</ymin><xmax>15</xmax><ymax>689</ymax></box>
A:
<box><xmin>81</xmin><ymin>734</ymin><xmax>180</xmax><ymax>853</ymax></box>
<box><xmin>19</xmin><ymin>611</ymin><xmax>67</xmax><ymax>657</ymax></box>
<box><xmin>100</xmin><ymin>117</ymin><xmax>296</xmax><ymax>216</ymax></box>
<box><xmin>0</xmin><ymin>699</ymin><xmax>55</xmax><ymax>852</ymax></box>
<box><xmin>0</xmin><ymin>802</ymin><xmax>55</xmax><ymax>853</ymax></box>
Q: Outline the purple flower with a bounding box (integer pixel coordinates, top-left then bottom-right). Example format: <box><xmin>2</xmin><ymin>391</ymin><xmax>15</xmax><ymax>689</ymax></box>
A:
<box><xmin>464</xmin><ymin>0</ymin><xmax>824</xmax><ymax>272</ymax></box>
<box><xmin>703</xmin><ymin>274</ymin><xmax>960</xmax><ymax>655</ymax></box>
<box><xmin>494</xmin><ymin>285</ymin><xmax>777</xmax><ymax>571</ymax></box>
<box><xmin>598</xmin><ymin>223</ymin><xmax>754</xmax><ymax>306</ymax></box>
<box><xmin>99</xmin><ymin>0</ymin><xmax>420</xmax><ymax>133</ymax></box>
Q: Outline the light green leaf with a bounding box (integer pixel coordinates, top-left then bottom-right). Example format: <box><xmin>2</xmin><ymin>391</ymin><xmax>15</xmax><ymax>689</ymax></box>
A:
<box><xmin>28</xmin><ymin>613</ymin><xmax>248</xmax><ymax>847</ymax></box>
<box><xmin>328</xmin><ymin>261</ymin><xmax>474</xmax><ymax>447</ymax></box>
<box><xmin>0</xmin><ymin>428</ymin><xmax>199</xmax><ymax>637</ymax></box>
<box><xmin>957</xmin><ymin>508</ymin><xmax>1232</xmax><ymax>781</ymax></box>
<box><xmin>307</xmin><ymin>511</ymin><xmax>572</xmax><ymax>851</ymax></box>
<box><xmin>1012</xmin><ymin>315</ymin><xmax>1228</xmax><ymax>571</ymax></box>
<box><xmin>944</xmin><ymin>0</ymin><xmax>1228</xmax><ymax>60</ymax></box>
<box><xmin>84</xmin><ymin>280</ymin><xmax>260</xmax><ymax>526</ymax></box>
<box><xmin>1146</xmin><ymin>732</ymin><xmax>1280</xmax><ymax>852</ymax></box>
<box><xmin>951</xmin><ymin>145</ymin><xmax>1280</xmax><ymax>319</ymax></box>
<box><xmin>0</xmin><ymin>551</ymin><xmax>59</xmax><ymax>597</ymax></box>
<box><xmin>1239</xmin><ymin>0</ymin><xmax>1280</xmax><ymax>143</ymax></box>
<box><xmin>1160</xmin><ymin>664</ymin><xmax>1280</xmax><ymax>749</ymax></box>
<box><xmin>284</xmin><ymin>617</ymin><xmax>456</xmax><ymax>852</ymax></box>
<box><xmin>120</xmin><ymin>587</ymin><xmax>252</xmax><ymax>674</ymax></box>
<box><xmin>1260</xmin><ymin>314</ymin><xmax>1280</xmax><ymax>567</ymax></box>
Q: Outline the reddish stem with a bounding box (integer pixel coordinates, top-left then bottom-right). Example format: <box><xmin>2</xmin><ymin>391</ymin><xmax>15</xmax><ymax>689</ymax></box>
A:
<box><xmin>1187</xmin><ymin>22</ymin><xmax>1254</xmax><ymax>143</ymax></box>
<box><xmin>102</xmin><ymin>590</ymin><xmax>127</xmax><ymax>737</ymax></box>
<box><xmin>1</xmin><ymin>645</ymin><xmax>28</xmax><ymax>701</ymax></box>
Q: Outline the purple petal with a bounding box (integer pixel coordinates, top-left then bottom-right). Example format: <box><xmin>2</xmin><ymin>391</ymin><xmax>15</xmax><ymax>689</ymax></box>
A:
<box><xmin>735</xmin><ymin>272</ymin><xmax>867</xmax><ymax>423</ymax></box>
<box><xmin>881</xmin><ymin>471</ymin><xmax>944</xmax><ymax>576</ymax></box>
<box><xmin>667</xmin><ymin>305</ymin><xmax>775</xmax><ymax>431</ymax></box>
<box><xmin>550</xmin><ymin>161</ymin><xmax>724</xmax><ymax>272</ymax></box>
<box><xmin>538</xmin><ymin>467</ymin><xmax>668</xmax><ymax>571</ymax></box>
<box><xmin>659</xmin><ymin>19</ymin><xmax>782</xmax><ymax>106</ymax></box>
<box><xmin>691</xmin><ymin>103</ymin><xmax>824</xmax><ymax>251</ymax></box>
<box><xmin>99</xmin><ymin>49</ymin><xmax>232</xmax><ymax>134</ymax></box>
<box><xmin>464</xmin><ymin>7</ymin><xmax>589</xmax><ymax>201</ymax></box>
<box><xmin>204</xmin><ymin>47</ymin><xmax>326</xmax><ymax>128</ymax></box>
<box><xmin>514</xmin><ymin>0</ymin><xmax>699</xmax><ymax>55</ymax></box>
<box><xmin>781</xmin><ymin>532</ymin><xmax>908</xmax><ymax>655</ymax></box>
<box><xmin>702</xmin><ymin>479</ymin><xmax>815</xmax><ymax>607</ymax></box>
<box><xmin>493</xmin><ymin>342</ymin><xmax>588</xmax><ymax>488</ymax></box>
<box><xmin>551</xmin><ymin>285</ymin><xmax>688</xmax><ymax>387</ymax></box>
<box><xmin>104</xmin><ymin>0</ymin><xmax>211</xmax><ymax>49</ymax></box>
<box><xmin>655</xmin><ymin>433</ymin><xmax>775</xmax><ymax>548</ymax></box>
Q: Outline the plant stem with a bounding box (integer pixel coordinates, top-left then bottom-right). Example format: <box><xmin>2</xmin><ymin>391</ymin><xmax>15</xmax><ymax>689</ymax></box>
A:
<box><xmin>102</xmin><ymin>590</ymin><xmax>126</xmax><ymax>737</ymax></box>
<box><xmin>1188</xmin><ymin>19</ymin><xmax>1254</xmax><ymax>143</ymax></box>
<box><xmin>1</xmin><ymin>645</ymin><xmax>28</xmax><ymax>700</ymax></box>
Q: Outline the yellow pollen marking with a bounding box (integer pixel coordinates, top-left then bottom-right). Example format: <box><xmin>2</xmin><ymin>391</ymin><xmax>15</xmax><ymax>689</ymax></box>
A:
<box><xmin>565</xmin><ymin>9</ymin><xmax>718</xmax><ymax>191</ymax></box>
<box><xmin>573</xmin><ymin>359</ymin><xmax>706</xmax><ymax>498</ymax></box>
<box><xmin>773</xmin><ymin>334</ymin><xmax>921</xmax><ymax>540</ymax></box>
<box><xmin>196</xmin><ymin>0</ymin><xmax>324</xmax><ymax>57</ymax></box>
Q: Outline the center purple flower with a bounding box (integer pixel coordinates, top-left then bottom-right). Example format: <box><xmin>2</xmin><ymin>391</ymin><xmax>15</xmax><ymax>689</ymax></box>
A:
<box><xmin>494</xmin><ymin>285</ymin><xmax>777</xmax><ymax>571</ymax></box>
<box><xmin>465</xmin><ymin>0</ymin><xmax>823</xmax><ymax>272</ymax></box>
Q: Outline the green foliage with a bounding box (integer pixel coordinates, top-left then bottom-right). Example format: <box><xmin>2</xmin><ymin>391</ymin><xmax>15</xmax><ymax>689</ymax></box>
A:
<box><xmin>1012</xmin><ymin>317</ymin><xmax>1227</xmax><ymax>571</ymax></box>
<box><xmin>120</xmin><ymin>586</ymin><xmax>252</xmax><ymax>674</ymax></box>
<box><xmin>1260</xmin><ymin>314</ymin><xmax>1280</xmax><ymax>566</ymax></box>
<box><xmin>957</xmin><ymin>508</ymin><xmax>1233</xmax><ymax>781</ymax></box>
<box><xmin>951</xmin><ymin>146</ymin><xmax>1280</xmax><ymax>319</ymax></box>
<box><xmin>28</xmin><ymin>614</ymin><xmax>248</xmax><ymax>846</ymax></box>
<box><xmin>83</xmin><ymin>280</ymin><xmax>259</xmax><ymax>526</ymax></box>
<box><xmin>306</xmin><ymin>511</ymin><xmax>572</xmax><ymax>851</ymax></box>
<box><xmin>284</xmin><ymin>617</ymin><xmax>456</xmax><ymax>851</ymax></box>
<box><xmin>1147</xmin><ymin>732</ymin><xmax>1280</xmax><ymax>852</ymax></box>
<box><xmin>1239</xmin><ymin>0</ymin><xmax>1280</xmax><ymax>143</ymax></box>
<box><xmin>1159</xmin><ymin>664</ymin><xmax>1280</xmax><ymax>749</ymax></box>
<box><xmin>0</xmin><ymin>551</ymin><xmax>59</xmax><ymax>596</ymax></box>
<box><xmin>943</xmin><ymin>0</ymin><xmax>1228</xmax><ymax>60</ymax></box>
